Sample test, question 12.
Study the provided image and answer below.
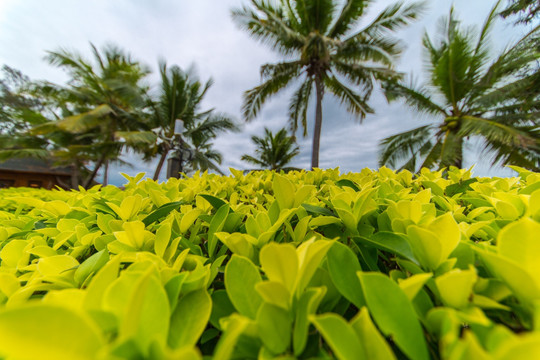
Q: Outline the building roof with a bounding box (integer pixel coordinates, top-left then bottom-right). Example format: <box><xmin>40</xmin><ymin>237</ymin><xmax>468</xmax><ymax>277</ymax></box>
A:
<box><xmin>0</xmin><ymin>158</ymin><xmax>72</xmax><ymax>176</ymax></box>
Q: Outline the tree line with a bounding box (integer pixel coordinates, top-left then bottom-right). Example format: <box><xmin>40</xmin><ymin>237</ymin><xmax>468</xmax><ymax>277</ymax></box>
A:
<box><xmin>0</xmin><ymin>0</ymin><xmax>538</xmax><ymax>188</ymax></box>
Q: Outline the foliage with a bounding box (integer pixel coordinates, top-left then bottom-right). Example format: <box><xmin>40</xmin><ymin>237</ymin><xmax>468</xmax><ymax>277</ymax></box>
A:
<box><xmin>241</xmin><ymin>127</ymin><xmax>300</xmax><ymax>170</ymax></box>
<box><xmin>0</xmin><ymin>66</ymin><xmax>95</xmax><ymax>187</ymax></box>
<box><xmin>0</xmin><ymin>166</ymin><xmax>539</xmax><ymax>359</ymax></box>
<box><xmin>36</xmin><ymin>43</ymin><xmax>156</xmax><ymax>187</ymax></box>
<box><xmin>500</xmin><ymin>0</ymin><xmax>540</xmax><ymax>24</ymax></box>
<box><xmin>233</xmin><ymin>0</ymin><xmax>424</xmax><ymax>169</ymax></box>
<box><xmin>380</xmin><ymin>2</ymin><xmax>540</xmax><ymax>172</ymax></box>
<box><xmin>149</xmin><ymin>62</ymin><xmax>238</xmax><ymax>179</ymax></box>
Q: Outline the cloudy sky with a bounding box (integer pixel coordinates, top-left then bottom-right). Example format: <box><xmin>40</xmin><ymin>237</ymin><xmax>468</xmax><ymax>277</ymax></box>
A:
<box><xmin>0</xmin><ymin>0</ymin><xmax>532</xmax><ymax>185</ymax></box>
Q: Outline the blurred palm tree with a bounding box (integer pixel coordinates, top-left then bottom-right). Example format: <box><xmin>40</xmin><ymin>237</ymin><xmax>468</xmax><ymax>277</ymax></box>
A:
<box><xmin>0</xmin><ymin>66</ymin><xmax>95</xmax><ymax>188</ymax></box>
<box><xmin>233</xmin><ymin>0</ymin><xmax>424</xmax><ymax>169</ymax></box>
<box><xmin>242</xmin><ymin>128</ymin><xmax>299</xmax><ymax>170</ymax></box>
<box><xmin>380</xmin><ymin>2</ymin><xmax>540</xmax><ymax>171</ymax></box>
<box><xmin>149</xmin><ymin>62</ymin><xmax>238</xmax><ymax>179</ymax></box>
<box><xmin>39</xmin><ymin>44</ymin><xmax>156</xmax><ymax>187</ymax></box>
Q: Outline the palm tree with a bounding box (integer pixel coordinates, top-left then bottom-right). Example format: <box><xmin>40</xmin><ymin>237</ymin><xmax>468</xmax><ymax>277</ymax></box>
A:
<box><xmin>43</xmin><ymin>44</ymin><xmax>156</xmax><ymax>187</ymax></box>
<box><xmin>232</xmin><ymin>0</ymin><xmax>424</xmax><ymax>169</ymax></box>
<box><xmin>379</xmin><ymin>2</ymin><xmax>540</xmax><ymax>172</ymax></box>
<box><xmin>241</xmin><ymin>127</ymin><xmax>300</xmax><ymax>170</ymax></box>
<box><xmin>0</xmin><ymin>66</ymin><xmax>94</xmax><ymax>188</ymax></box>
<box><xmin>149</xmin><ymin>62</ymin><xmax>238</xmax><ymax>179</ymax></box>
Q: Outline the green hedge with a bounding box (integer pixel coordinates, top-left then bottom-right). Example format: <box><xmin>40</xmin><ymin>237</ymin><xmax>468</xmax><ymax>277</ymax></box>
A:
<box><xmin>0</xmin><ymin>167</ymin><xmax>539</xmax><ymax>359</ymax></box>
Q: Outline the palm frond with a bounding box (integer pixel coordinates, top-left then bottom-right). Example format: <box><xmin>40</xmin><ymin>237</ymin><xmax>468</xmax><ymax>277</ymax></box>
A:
<box><xmin>242</xmin><ymin>61</ymin><xmax>301</xmax><ymax>121</ymax></box>
<box><xmin>383</xmin><ymin>79</ymin><xmax>447</xmax><ymax>116</ymax></box>
<box><xmin>361</xmin><ymin>1</ymin><xmax>426</xmax><ymax>36</ymax></box>
<box><xmin>0</xmin><ymin>148</ymin><xmax>50</xmax><ymax>162</ymax></box>
<box><xmin>288</xmin><ymin>77</ymin><xmax>313</xmax><ymax>136</ymax></box>
<box><xmin>324</xmin><ymin>75</ymin><xmax>373</xmax><ymax>120</ymax></box>
<box><xmin>328</xmin><ymin>0</ymin><xmax>369</xmax><ymax>37</ymax></box>
<box><xmin>379</xmin><ymin>125</ymin><xmax>433</xmax><ymax>169</ymax></box>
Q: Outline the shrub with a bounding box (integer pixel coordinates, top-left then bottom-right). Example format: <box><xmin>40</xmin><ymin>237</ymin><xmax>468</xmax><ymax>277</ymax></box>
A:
<box><xmin>0</xmin><ymin>167</ymin><xmax>539</xmax><ymax>359</ymax></box>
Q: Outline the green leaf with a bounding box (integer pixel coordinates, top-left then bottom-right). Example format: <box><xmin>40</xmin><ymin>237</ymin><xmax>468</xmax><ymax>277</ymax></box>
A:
<box><xmin>0</xmin><ymin>304</ymin><xmax>104</xmax><ymax>360</ymax></box>
<box><xmin>84</xmin><ymin>255</ymin><xmax>122</xmax><ymax>310</ymax></box>
<box><xmin>273</xmin><ymin>173</ymin><xmax>296</xmax><ymax>210</ymax></box>
<box><xmin>310</xmin><ymin>313</ymin><xmax>366</xmax><ymax>360</ymax></box>
<box><xmin>74</xmin><ymin>250</ymin><xmax>109</xmax><ymax>285</ymax></box>
<box><xmin>327</xmin><ymin>242</ymin><xmax>365</xmax><ymax>308</ymax></box>
<box><xmin>350</xmin><ymin>307</ymin><xmax>397</xmax><ymax>360</ymax></box>
<box><xmin>354</xmin><ymin>231</ymin><xmax>418</xmax><ymax>264</ymax></box>
<box><xmin>199</xmin><ymin>194</ymin><xmax>228</xmax><ymax>211</ymax></box>
<box><xmin>358</xmin><ymin>272</ymin><xmax>429</xmax><ymax>360</ymax></box>
<box><xmin>255</xmin><ymin>281</ymin><xmax>290</xmax><ymax>310</ymax></box>
<box><xmin>37</xmin><ymin>255</ymin><xmax>79</xmax><ymax>276</ymax></box>
<box><xmin>256</xmin><ymin>302</ymin><xmax>292</xmax><ymax>354</ymax></box>
<box><xmin>335</xmin><ymin>179</ymin><xmax>360</xmax><ymax>192</ymax></box>
<box><xmin>260</xmin><ymin>242</ymin><xmax>298</xmax><ymax>293</ymax></box>
<box><xmin>112</xmin><ymin>270</ymin><xmax>170</xmax><ymax>354</ymax></box>
<box><xmin>301</xmin><ymin>203</ymin><xmax>336</xmax><ymax>217</ymax></box>
<box><xmin>293</xmin><ymin>287</ymin><xmax>326</xmax><ymax>356</ymax></box>
<box><xmin>225</xmin><ymin>255</ymin><xmax>263</xmax><ymax>319</ymax></box>
<box><xmin>180</xmin><ymin>209</ymin><xmax>202</xmax><ymax>234</ymax></box>
<box><xmin>498</xmin><ymin>217</ymin><xmax>540</xmax><ymax>277</ymax></box>
<box><xmin>213</xmin><ymin>314</ymin><xmax>250</xmax><ymax>360</ymax></box>
<box><xmin>435</xmin><ymin>267</ymin><xmax>477</xmax><ymax>309</ymax></box>
<box><xmin>398</xmin><ymin>273</ymin><xmax>433</xmax><ymax>301</ymax></box>
<box><xmin>295</xmin><ymin>238</ymin><xmax>334</xmax><ymax>295</ymax></box>
<box><xmin>142</xmin><ymin>201</ymin><xmax>184</xmax><ymax>227</ymax></box>
<box><xmin>154</xmin><ymin>222</ymin><xmax>171</xmax><ymax>258</ymax></box>
<box><xmin>406</xmin><ymin>213</ymin><xmax>460</xmax><ymax>270</ymax></box>
<box><xmin>169</xmin><ymin>289</ymin><xmax>212</xmax><ymax>349</ymax></box>
<box><xmin>208</xmin><ymin>204</ymin><xmax>230</xmax><ymax>258</ymax></box>
<box><xmin>210</xmin><ymin>290</ymin><xmax>236</xmax><ymax>330</ymax></box>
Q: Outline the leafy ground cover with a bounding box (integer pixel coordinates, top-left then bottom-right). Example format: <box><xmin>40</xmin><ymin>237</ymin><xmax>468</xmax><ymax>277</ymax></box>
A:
<box><xmin>0</xmin><ymin>167</ymin><xmax>539</xmax><ymax>359</ymax></box>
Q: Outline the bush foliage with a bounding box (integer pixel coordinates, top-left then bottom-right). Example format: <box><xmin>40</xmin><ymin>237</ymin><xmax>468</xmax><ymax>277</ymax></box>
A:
<box><xmin>0</xmin><ymin>167</ymin><xmax>539</xmax><ymax>359</ymax></box>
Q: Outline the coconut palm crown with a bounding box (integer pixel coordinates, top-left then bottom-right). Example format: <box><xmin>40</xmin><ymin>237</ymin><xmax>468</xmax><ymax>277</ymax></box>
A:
<box><xmin>233</xmin><ymin>0</ymin><xmax>424</xmax><ymax>169</ymax></box>
<box><xmin>149</xmin><ymin>62</ymin><xmax>238</xmax><ymax>179</ymax></box>
<box><xmin>242</xmin><ymin>127</ymin><xmax>300</xmax><ymax>170</ymax></box>
<box><xmin>380</xmin><ymin>2</ymin><xmax>540</xmax><ymax>171</ymax></box>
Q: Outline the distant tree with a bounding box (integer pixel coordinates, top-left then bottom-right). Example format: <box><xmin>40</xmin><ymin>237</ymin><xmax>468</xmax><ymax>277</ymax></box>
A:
<box><xmin>233</xmin><ymin>0</ymin><xmax>424</xmax><ymax>169</ymax></box>
<box><xmin>42</xmin><ymin>44</ymin><xmax>156</xmax><ymax>187</ymax></box>
<box><xmin>500</xmin><ymin>0</ymin><xmax>540</xmax><ymax>24</ymax></box>
<box><xmin>149</xmin><ymin>62</ymin><xmax>237</xmax><ymax>179</ymax></box>
<box><xmin>241</xmin><ymin>128</ymin><xmax>300</xmax><ymax>170</ymax></box>
<box><xmin>0</xmin><ymin>66</ymin><xmax>93</xmax><ymax>188</ymax></box>
<box><xmin>380</xmin><ymin>3</ymin><xmax>540</xmax><ymax>171</ymax></box>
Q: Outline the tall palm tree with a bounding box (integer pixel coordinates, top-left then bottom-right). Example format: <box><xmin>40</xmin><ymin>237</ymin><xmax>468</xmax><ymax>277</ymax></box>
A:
<box><xmin>232</xmin><ymin>0</ymin><xmax>424</xmax><ymax>169</ymax></box>
<box><xmin>149</xmin><ymin>62</ymin><xmax>238</xmax><ymax>179</ymax></box>
<box><xmin>43</xmin><ymin>44</ymin><xmax>156</xmax><ymax>187</ymax></box>
<box><xmin>379</xmin><ymin>2</ymin><xmax>540</xmax><ymax>171</ymax></box>
<box><xmin>242</xmin><ymin>127</ymin><xmax>300</xmax><ymax>170</ymax></box>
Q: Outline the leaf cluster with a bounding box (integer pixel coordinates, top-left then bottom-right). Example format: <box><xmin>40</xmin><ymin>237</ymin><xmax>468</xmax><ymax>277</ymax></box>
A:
<box><xmin>0</xmin><ymin>167</ymin><xmax>539</xmax><ymax>359</ymax></box>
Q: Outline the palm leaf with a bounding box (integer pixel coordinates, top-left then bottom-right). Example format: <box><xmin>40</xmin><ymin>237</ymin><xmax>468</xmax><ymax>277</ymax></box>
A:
<box><xmin>288</xmin><ymin>77</ymin><xmax>313</xmax><ymax>136</ymax></box>
<box><xmin>324</xmin><ymin>75</ymin><xmax>373</xmax><ymax>120</ymax></box>
<box><xmin>379</xmin><ymin>125</ymin><xmax>433</xmax><ymax>169</ymax></box>
<box><xmin>242</xmin><ymin>61</ymin><xmax>301</xmax><ymax>121</ymax></box>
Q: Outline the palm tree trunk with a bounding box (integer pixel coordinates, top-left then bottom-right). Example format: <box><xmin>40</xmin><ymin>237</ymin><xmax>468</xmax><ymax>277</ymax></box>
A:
<box><xmin>153</xmin><ymin>146</ymin><xmax>169</xmax><ymax>180</ymax></box>
<box><xmin>454</xmin><ymin>138</ymin><xmax>463</xmax><ymax>168</ymax></box>
<box><xmin>83</xmin><ymin>151</ymin><xmax>107</xmax><ymax>189</ymax></box>
<box><xmin>71</xmin><ymin>160</ymin><xmax>79</xmax><ymax>189</ymax></box>
<box><xmin>103</xmin><ymin>159</ymin><xmax>109</xmax><ymax>186</ymax></box>
<box><xmin>311</xmin><ymin>74</ymin><xmax>324</xmax><ymax>170</ymax></box>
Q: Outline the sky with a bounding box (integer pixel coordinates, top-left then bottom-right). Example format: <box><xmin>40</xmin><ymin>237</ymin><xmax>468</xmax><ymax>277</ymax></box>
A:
<box><xmin>0</xmin><ymin>0</ymin><xmax>533</xmax><ymax>185</ymax></box>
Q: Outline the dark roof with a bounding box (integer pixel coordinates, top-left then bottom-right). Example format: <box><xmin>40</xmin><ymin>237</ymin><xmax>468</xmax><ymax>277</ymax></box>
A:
<box><xmin>0</xmin><ymin>158</ymin><xmax>72</xmax><ymax>176</ymax></box>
